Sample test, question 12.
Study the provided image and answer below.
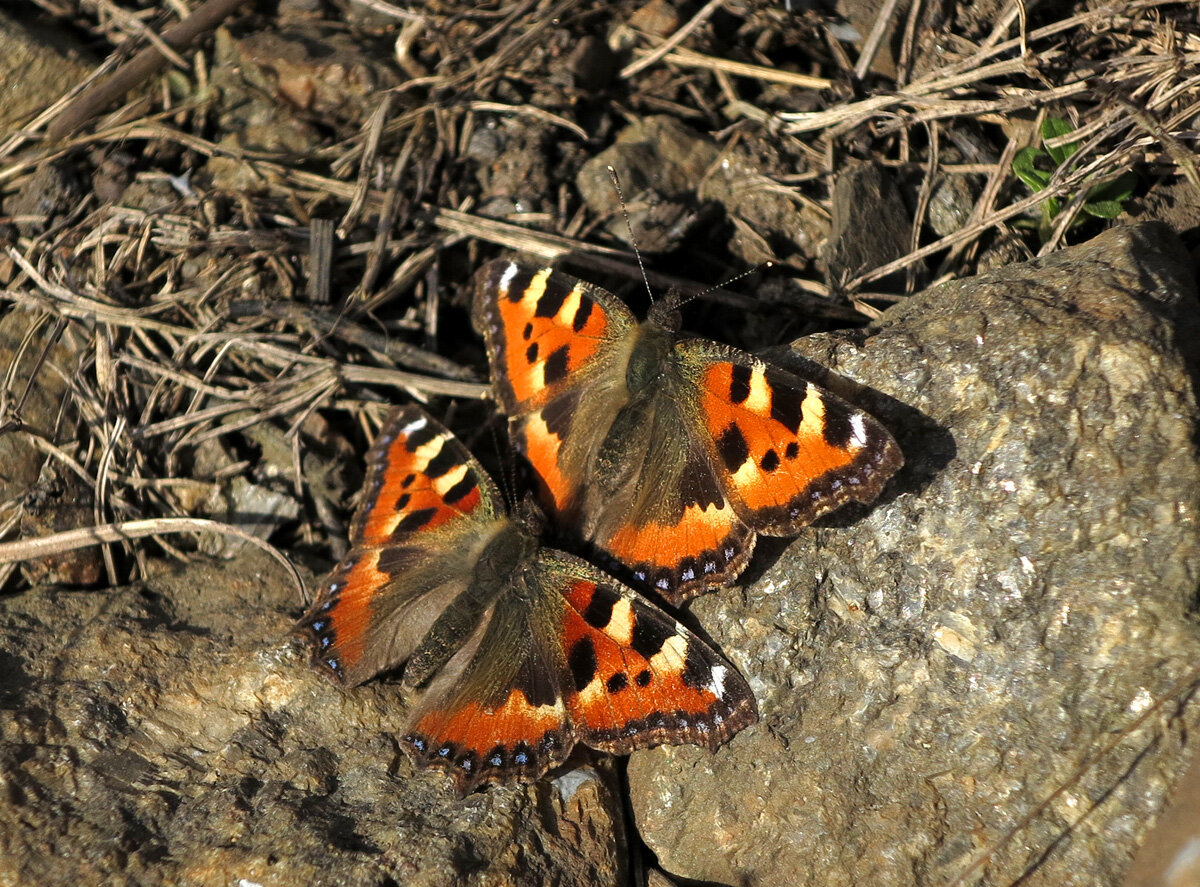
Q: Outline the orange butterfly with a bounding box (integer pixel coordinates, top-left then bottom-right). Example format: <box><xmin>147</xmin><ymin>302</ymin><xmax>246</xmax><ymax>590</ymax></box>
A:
<box><xmin>473</xmin><ymin>260</ymin><xmax>903</xmax><ymax>606</ymax></box>
<box><xmin>295</xmin><ymin>407</ymin><xmax>757</xmax><ymax>794</ymax></box>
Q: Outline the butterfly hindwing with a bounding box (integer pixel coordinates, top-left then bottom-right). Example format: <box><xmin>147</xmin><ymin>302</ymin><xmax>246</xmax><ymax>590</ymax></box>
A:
<box><xmin>399</xmin><ymin>586</ymin><xmax>575</xmax><ymax>791</ymax></box>
<box><xmin>578</xmin><ymin>392</ymin><xmax>755</xmax><ymax>599</ymax></box>
<box><xmin>400</xmin><ymin>549</ymin><xmax>756</xmax><ymax>793</ymax></box>
<box><xmin>544</xmin><ymin>551</ymin><xmax>755</xmax><ymax>754</ymax></box>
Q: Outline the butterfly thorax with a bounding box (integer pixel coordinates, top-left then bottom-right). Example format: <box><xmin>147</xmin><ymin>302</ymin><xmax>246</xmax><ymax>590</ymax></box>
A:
<box><xmin>625</xmin><ymin>320</ymin><xmax>675</xmax><ymax>399</ymax></box>
<box><xmin>473</xmin><ymin>519</ymin><xmax>540</xmax><ymax>593</ymax></box>
<box><xmin>590</xmin><ymin>321</ymin><xmax>680</xmax><ymax>502</ymax></box>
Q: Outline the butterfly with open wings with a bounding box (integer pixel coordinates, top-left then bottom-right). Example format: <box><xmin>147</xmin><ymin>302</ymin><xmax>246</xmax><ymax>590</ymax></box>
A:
<box><xmin>295</xmin><ymin>407</ymin><xmax>757</xmax><ymax>795</ymax></box>
<box><xmin>472</xmin><ymin>259</ymin><xmax>904</xmax><ymax>606</ymax></box>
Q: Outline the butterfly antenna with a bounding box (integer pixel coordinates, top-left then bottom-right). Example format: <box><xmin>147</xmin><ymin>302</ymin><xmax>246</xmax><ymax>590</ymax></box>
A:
<box><xmin>607</xmin><ymin>165</ymin><xmax>655</xmax><ymax>305</ymax></box>
<box><xmin>675</xmin><ymin>261</ymin><xmax>776</xmax><ymax>310</ymax></box>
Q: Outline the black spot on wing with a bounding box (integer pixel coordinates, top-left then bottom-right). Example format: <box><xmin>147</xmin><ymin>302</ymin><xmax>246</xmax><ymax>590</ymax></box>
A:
<box><xmin>761</xmin><ymin>449</ymin><xmax>780</xmax><ymax>473</ymax></box>
<box><xmin>405</xmin><ymin>422</ymin><xmax>439</xmax><ymax>452</ymax></box>
<box><xmin>401</xmin><ymin>473</ymin><xmax>416</xmax><ymax>488</ymax></box>
<box><xmin>635</xmin><ymin>669</ymin><xmax>652</xmax><ymax>687</ymax></box>
<box><xmin>582</xmin><ymin>587</ymin><xmax>616</xmax><ymax>628</ymax></box>
<box><xmin>606</xmin><ymin>672</ymin><xmax>628</xmax><ymax>693</ymax></box>
<box><xmin>505</xmin><ymin>266</ymin><xmax>535</xmax><ymax>302</ymax></box>
<box><xmin>568</xmin><ymin>637</ymin><xmax>598</xmax><ymax>691</ymax></box>
<box><xmin>573</xmin><ymin>296</ymin><xmax>594</xmax><ymax>332</ymax></box>
<box><xmin>534</xmin><ymin>280</ymin><xmax>569</xmax><ymax>318</ymax></box>
<box><xmin>717</xmin><ymin>424</ymin><xmax>750</xmax><ymax>472</ymax></box>
<box><xmin>630</xmin><ymin>600</ymin><xmax>673</xmax><ymax>659</ymax></box>
<box><xmin>729</xmin><ymin>364</ymin><xmax>753</xmax><ymax>404</ymax></box>
<box><xmin>769</xmin><ymin>377</ymin><xmax>807</xmax><ymax>434</ymax></box>
<box><xmin>525</xmin><ymin>342</ymin><xmax>539</xmax><ymax>364</ymax></box>
<box><xmin>523</xmin><ymin>322</ymin><xmax>533</xmax><ymax>340</ymax></box>
<box><xmin>821</xmin><ymin>400</ymin><xmax>855</xmax><ymax>448</ymax></box>
<box><xmin>543</xmin><ymin>345</ymin><xmax>570</xmax><ymax>386</ymax></box>
<box><xmin>681</xmin><ymin>642</ymin><xmax>713</xmax><ymax>690</ymax></box>
<box><xmin>395</xmin><ymin>507</ymin><xmax>437</xmax><ymax>534</ymax></box>
<box><xmin>443</xmin><ymin>473</ymin><xmax>477</xmax><ymax>505</ymax></box>
<box><xmin>424</xmin><ymin>444</ymin><xmax>461</xmax><ymax>479</ymax></box>
<box><xmin>785</xmin><ymin>442</ymin><xmax>799</xmax><ymax>460</ymax></box>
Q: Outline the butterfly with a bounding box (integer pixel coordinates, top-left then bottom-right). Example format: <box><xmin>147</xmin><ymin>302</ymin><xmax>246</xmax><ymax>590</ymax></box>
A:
<box><xmin>472</xmin><ymin>259</ymin><xmax>904</xmax><ymax>606</ymax></box>
<box><xmin>295</xmin><ymin>406</ymin><xmax>758</xmax><ymax>795</ymax></box>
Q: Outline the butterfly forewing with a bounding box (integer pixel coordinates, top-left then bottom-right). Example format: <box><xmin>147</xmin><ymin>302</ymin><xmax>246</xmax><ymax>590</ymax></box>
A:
<box><xmin>471</xmin><ymin>259</ymin><xmax>635</xmax><ymax>415</ymax></box>
<box><xmin>295</xmin><ymin>407</ymin><xmax>505</xmax><ymax>686</ymax></box>
<box><xmin>678</xmin><ymin>340</ymin><xmax>904</xmax><ymax>534</ymax></box>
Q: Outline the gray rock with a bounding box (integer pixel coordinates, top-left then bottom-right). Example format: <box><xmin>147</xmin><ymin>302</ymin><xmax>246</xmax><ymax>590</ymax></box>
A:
<box><xmin>822</xmin><ymin>160</ymin><xmax>913</xmax><ymax>288</ymax></box>
<box><xmin>629</xmin><ymin>223</ymin><xmax>1200</xmax><ymax>887</ymax></box>
<box><xmin>0</xmin><ymin>552</ymin><xmax>625</xmax><ymax>886</ymax></box>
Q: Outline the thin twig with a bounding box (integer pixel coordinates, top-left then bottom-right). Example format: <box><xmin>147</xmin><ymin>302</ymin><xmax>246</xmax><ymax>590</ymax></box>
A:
<box><xmin>45</xmin><ymin>0</ymin><xmax>254</xmax><ymax>142</ymax></box>
<box><xmin>621</xmin><ymin>0</ymin><xmax>726</xmax><ymax>79</ymax></box>
<box><xmin>0</xmin><ymin>517</ymin><xmax>307</xmax><ymax>602</ymax></box>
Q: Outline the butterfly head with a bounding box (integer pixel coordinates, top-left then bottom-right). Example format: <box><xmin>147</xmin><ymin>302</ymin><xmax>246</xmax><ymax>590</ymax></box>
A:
<box><xmin>510</xmin><ymin>495</ymin><xmax>547</xmax><ymax>536</ymax></box>
<box><xmin>646</xmin><ymin>291</ymin><xmax>683</xmax><ymax>333</ymax></box>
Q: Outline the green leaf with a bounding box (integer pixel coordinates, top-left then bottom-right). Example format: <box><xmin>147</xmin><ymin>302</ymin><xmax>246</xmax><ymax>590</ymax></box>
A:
<box><xmin>1082</xmin><ymin>171</ymin><xmax>1138</xmax><ymax>218</ymax></box>
<box><xmin>1082</xmin><ymin>199</ymin><xmax>1125</xmax><ymax>219</ymax></box>
<box><xmin>1086</xmin><ymin>170</ymin><xmax>1138</xmax><ymax>204</ymax></box>
<box><xmin>1013</xmin><ymin>147</ymin><xmax>1052</xmax><ymax>192</ymax></box>
<box><xmin>1041</xmin><ymin>117</ymin><xmax>1078</xmax><ymax>166</ymax></box>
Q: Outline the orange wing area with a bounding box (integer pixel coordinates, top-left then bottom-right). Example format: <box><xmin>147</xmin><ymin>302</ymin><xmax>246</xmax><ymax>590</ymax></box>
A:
<box><xmin>512</xmin><ymin>405</ymin><xmax>574</xmax><ymax>518</ymax></box>
<box><xmin>695</xmin><ymin>355</ymin><xmax>903</xmax><ymax>535</ymax></box>
<box><xmin>402</xmin><ymin>687</ymin><xmax>572</xmax><ymax>795</ymax></box>
<box><xmin>299</xmin><ymin>547</ymin><xmax>389</xmax><ymax>682</ymax></box>
<box><xmin>598</xmin><ymin>499</ymin><xmax>753</xmax><ymax>605</ymax></box>
<box><xmin>472</xmin><ymin>260</ymin><xmax>630</xmax><ymax>412</ymax></box>
<box><xmin>352</xmin><ymin>408</ymin><xmax>492</xmax><ymax>547</ymax></box>
<box><xmin>555</xmin><ymin>569</ymin><xmax>757</xmax><ymax>753</ymax></box>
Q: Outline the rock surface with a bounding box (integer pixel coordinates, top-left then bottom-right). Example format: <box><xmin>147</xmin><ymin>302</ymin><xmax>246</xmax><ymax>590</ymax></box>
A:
<box><xmin>628</xmin><ymin>223</ymin><xmax>1200</xmax><ymax>886</ymax></box>
<box><xmin>0</xmin><ymin>553</ymin><xmax>625</xmax><ymax>886</ymax></box>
